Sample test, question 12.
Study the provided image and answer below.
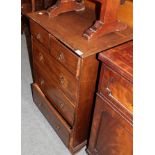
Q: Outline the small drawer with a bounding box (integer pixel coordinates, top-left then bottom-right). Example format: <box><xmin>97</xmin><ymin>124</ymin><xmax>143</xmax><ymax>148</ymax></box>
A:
<box><xmin>30</xmin><ymin>20</ymin><xmax>50</xmax><ymax>49</ymax></box>
<box><xmin>33</xmin><ymin>66</ymin><xmax>75</xmax><ymax>126</ymax></box>
<box><xmin>32</xmin><ymin>83</ymin><xmax>71</xmax><ymax>147</ymax></box>
<box><xmin>99</xmin><ymin>65</ymin><xmax>133</xmax><ymax>112</ymax></box>
<box><xmin>32</xmin><ymin>37</ymin><xmax>49</xmax><ymax>65</ymax></box>
<box><xmin>33</xmin><ymin>39</ymin><xmax>78</xmax><ymax>104</ymax></box>
<box><xmin>50</xmin><ymin>36</ymin><xmax>80</xmax><ymax>77</ymax></box>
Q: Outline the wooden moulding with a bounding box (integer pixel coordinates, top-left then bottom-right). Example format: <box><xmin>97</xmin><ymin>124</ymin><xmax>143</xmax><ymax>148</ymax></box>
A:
<box><xmin>47</xmin><ymin>0</ymin><xmax>85</xmax><ymax>17</ymax></box>
<box><xmin>83</xmin><ymin>20</ymin><xmax>127</xmax><ymax>40</ymax></box>
<box><xmin>83</xmin><ymin>0</ymin><xmax>127</xmax><ymax>40</ymax></box>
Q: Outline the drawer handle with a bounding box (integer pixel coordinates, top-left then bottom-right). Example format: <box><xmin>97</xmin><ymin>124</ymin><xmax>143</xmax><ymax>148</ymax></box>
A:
<box><xmin>105</xmin><ymin>77</ymin><xmax>133</xmax><ymax>109</ymax></box>
<box><xmin>59</xmin><ymin>74</ymin><xmax>65</xmax><ymax>85</ymax></box>
<box><xmin>105</xmin><ymin>77</ymin><xmax>114</xmax><ymax>96</ymax></box>
<box><xmin>36</xmin><ymin>33</ymin><xmax>41</xmax><ymax>40</ymax></box>
<box><xmin>40</xmin><ymin>79</ymin><xmax>45</xmax><ymax>86</ymax></box>
<box><xmin>38</xmin><ymin>102</ymin><xmax>42</xmax><ymax>107</ymax></box>
<box><xmin>56</xmin><ymin>125</ymin><xmax>60</xmax><ymax>131</ymax></box>
<box><xmin>105</xmin><ymin>77</ymin><xmax>120</xmax><ymax>103</ymax></box>
<box><xmin>59</xmin><ymin>103</ymin><xmax>64</xmax><ymax>108</ymax></box>
<box><xmin>56</xmin><ymin>52</ymin><xmax>64</xmax><ymax>62</ymax></box>
<box><xmin>39</xmin><ymin>52</ymin><xmax>44</xmax><ymax>63</ymax></box>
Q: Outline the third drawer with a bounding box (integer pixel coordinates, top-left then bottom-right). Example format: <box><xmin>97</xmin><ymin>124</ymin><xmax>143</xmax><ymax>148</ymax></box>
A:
<box><xmin>33</xmin><ymin>64</ymin><xmax>75</xmax><ymax>127</ymax></box>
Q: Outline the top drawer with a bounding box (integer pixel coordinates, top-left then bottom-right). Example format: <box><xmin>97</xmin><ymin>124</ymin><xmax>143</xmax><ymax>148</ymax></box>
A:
<box><xmin>30</xmin><ymin>20</ymin><xmax>50</xmax><ymax>49</ymax></box>
<box><xmin>50</xmin><ymin>36</ymin><xmax>81</xmax><ymax>77</ymax></box>
<box><xmin>98</xmin><ymin>65</ymin><xmax>133</xmax><ymax>112</ymax></box>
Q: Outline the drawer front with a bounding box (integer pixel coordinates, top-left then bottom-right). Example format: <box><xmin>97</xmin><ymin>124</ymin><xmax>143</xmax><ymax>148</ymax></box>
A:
<box><xmin>99</xmin><ymin>65</ymin><xmax>133</xmax><ymax>112</ymax></box>
<box><xmin>33</xmin><ymin>65</ymin><xmax>75</xmax><ymax>126</ymax></box>
<box><xmin>32</xmin><ymin>83</ymin><xmax>71</xmax><ymax>147</ymax></box>
<box><xmin>50</xmin><ymin>36</ymin><xmax>80</xmax><ymax>77</ymax></box>
<box><xmin>30</xmin><ymin>20</ymin><xmax>50</xmax><ymax>49</ymax></box>
<box><xmin>32</xmin><ymin>38</ymin><xmax>78</xmax><ymax>104</ymax></box>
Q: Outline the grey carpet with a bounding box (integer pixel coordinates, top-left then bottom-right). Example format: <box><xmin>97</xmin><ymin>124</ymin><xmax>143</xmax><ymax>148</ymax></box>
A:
<box><xmin>21</xmin><ymin>34</ymin><xmax>87</xmax><ymax>155</ymax></box>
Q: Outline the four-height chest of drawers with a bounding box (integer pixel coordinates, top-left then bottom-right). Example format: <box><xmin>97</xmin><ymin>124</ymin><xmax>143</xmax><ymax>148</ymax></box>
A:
<box><xmin>28</xmin><ymin>6</ymin><xmax>132</xmax><ymax>153</ymax></box>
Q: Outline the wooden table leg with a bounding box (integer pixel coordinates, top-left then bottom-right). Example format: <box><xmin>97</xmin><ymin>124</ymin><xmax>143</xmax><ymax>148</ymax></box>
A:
<box><xmin>32</xmin><ymin>0</ymin><xmax>35</xmax><ymax>12</ymax></box>
<box><xmin>83</xmin><ymin>0</ymin><xmax>127</xmax><ymax>40</ymax></box>
<box><xmin>47</xmin><ymin>0</ymin><xmax>85</xmax><ymax>17</ymax></box>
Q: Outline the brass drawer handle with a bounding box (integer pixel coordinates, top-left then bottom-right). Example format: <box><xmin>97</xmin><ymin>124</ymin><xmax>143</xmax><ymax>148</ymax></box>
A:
<box><xmin>59</xmin><ymin>74</ymin><xmax>65</xmax><ymax>85</ymax></box>
<box><xmin>40</xmin><ymin>79</ymin><xmax>45</xmax><ymax>86</ymax></box>
<box><xmin>36</xmin><ymin>33</ymin><xmax>41</xmax><ymax>40</ymax></box>
<box><xmin>59</xmin><ymin>103</ymin><xmax>64</xmax><ymax>108</ymax></box>
<box><xmin>55</xmin><ymin>97</ymin><xmax>64</xmax><ymax>108</ymax></box>
<box><xmin>39</xmin><ymin>52</ymin><xmax>44</xmax><ymax>63</ymax></box>
<box><xmin>105</xmin><ymin>77</ymin><xmax>114</xmax><ymax>96</ymax></box>
<box><xmin>56</xmin><ymin>52</ymin><xmax>64</xmax><ymax>62</ymax></box>
<box><xmin>105</xmin><ymin>77</ymin><xmax>120</xmax><ymax>103</ymax></box>
<box><xmin>38</xmin><ymin>102</ymin><xmax>42</xmax><ymax>107</ymax></box>
<box><xmin>56</xmin><ymin>125</ymin><xmax>60</xmax><ymax>131</ymax></box>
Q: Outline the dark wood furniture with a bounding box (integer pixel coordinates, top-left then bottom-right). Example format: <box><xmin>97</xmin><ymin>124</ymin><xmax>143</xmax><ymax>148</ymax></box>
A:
<box><xmin>28</xmin><ymin>1</ymin><xmax>132</xmax><ymax>153</ymax></box>
<box><xmin>21</xmin><ymin>0</ymin><xmax>51</xmax><ymax>14</ymax></box>
<box><xmin>87</xmin><ymin>41</ymin><xmax>133</xmax><ymax>155</ymax></box>
<box><xmin>45</xmin><ymin>0</ymin><xmax>131</xmax><ymax>40</ymax></box>
<box><xmin>21</xmin><ymin>0</ymin><xmax>56</xmax><ymax>70</ymax></box>
<box><xmin>21</xmin><ymin>0</ymin><xmax>55</xmax><ymax>33</ymax></box>
<box><xmin>83</xmin><ymin>0</ymin><xmax>127</xmax><ymax>40</ymax></box>
<box><xmin>47</xmin><ymin>0</ymin><xmax>85</xmax><ymax>17</ymax></box>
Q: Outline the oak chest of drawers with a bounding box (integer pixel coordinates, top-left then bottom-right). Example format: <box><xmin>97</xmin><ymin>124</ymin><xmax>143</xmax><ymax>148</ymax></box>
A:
<box><xmin>87</xmin><ymin>41</ymin><xmax>133</xmax><ymax>155</ymax></box>
<box><xmin>28</xmin><ymin>5</ymin><xmax>132</xmax><ymax>153</ymax></box>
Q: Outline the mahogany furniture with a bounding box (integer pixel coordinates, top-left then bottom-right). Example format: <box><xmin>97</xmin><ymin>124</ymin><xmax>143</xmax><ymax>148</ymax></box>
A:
<box><xmin>83</xmin><ymin>0</ymin><xmax>127</xmax><ymax>40</ymax></box>
<box><xmin>21</xmin><ymin>0</ymin><xmax>49</xmax><ymax>14</ymax></box>
<box><xmin>45</xmin><ymin>0</ymin><xmax>129</xmax><ymax>40</ymax></box>
<box><xmin>87</xmin><ymin>41</ymin><xmax>133</xmax><ymax>155</ymax></box>
<box><xmin>47</xmin><ymin>0</ymin><xmax>85</xmax><ymax>17</ymax></box>
<box><xmin>21</xmin><ymin>0</ymin><xmax>55</xmax><ymax>33</ymax></box>
<box><xmin>28</xmin><ymin>1</ymin><xmax>132</xmax><ymax>153</ymax></box>
<box><xmin>21</xmin><ymin>0</ymin><xmax>56</xmax><ymax>70</ymax></box>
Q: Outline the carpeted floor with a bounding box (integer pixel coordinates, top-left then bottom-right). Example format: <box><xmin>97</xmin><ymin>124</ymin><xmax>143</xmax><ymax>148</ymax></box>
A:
<box><xmin>21</xmin><ymin>34</ymin><xmax>86</xmax><ymax>155</ymax></box>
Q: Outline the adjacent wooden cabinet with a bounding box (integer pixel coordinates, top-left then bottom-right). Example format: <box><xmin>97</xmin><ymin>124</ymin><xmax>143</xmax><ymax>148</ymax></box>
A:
<box><xmin>28</xmin><ymin>2</ymin><xmax>132</xmax><ymax>154</ymax></box>
<box><xmin>87</xmin><ymin>41</ymin><xmax>133</xmax><ymax>155</ymax></box>
<box><xmin>88</xmin><ymin>94</ymin><xmax>133</xmax><ymax>155</ymax></box>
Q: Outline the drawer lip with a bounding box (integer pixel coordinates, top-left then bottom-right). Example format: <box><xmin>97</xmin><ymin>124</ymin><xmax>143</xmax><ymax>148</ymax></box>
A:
<box><xmin>98</xmin><ymin>41</ymin><xmax>133</xmax><ymax>83</ymax></box>
<box><xmin>99</xmin><ymin>57</ymin><xmax>132</xmax><ymax>83</ymax></box>
<box><xmin>50</xmin><ymin>35</ymin><xmax>81</xmax><ymax>77</ymax></box>
<box><xmin>97</xmin><ymin>93</ymin><xmax>133</xmax><ymax>124</ymax></box>
<box><xmin>32</xmin><ymin>83</ymin><xmax>71</xmax><ymax>146</ymax></box>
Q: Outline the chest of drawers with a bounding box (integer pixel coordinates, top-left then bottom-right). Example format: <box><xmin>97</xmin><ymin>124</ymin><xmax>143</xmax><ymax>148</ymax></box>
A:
<box><xmin>31</xmin><ymin>19</ymin><xmax>100</xmax><ymax>153</ymax></box>
<box><xmin>87</xmin><ymin>41</ymin><xmax>133</xmax><ymax>155</ymax></box>
<box><xmin>28</xmin><ymin>5</ymin><xmax>132</xmax><ymax>153</ymax></box>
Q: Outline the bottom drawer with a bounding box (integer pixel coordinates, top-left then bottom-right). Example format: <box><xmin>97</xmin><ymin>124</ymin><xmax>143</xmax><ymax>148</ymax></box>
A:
<box><xmin>32</xmin><ymin>83</ymin><xmax>71</xmax><ymax>147</ymax></box>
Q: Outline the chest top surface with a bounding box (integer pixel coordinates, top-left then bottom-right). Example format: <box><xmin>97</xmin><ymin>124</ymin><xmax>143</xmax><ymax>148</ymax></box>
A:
<box><xmin>28</xmin><ymin>4</ymin><xmax>132</xmax><ymax>58</ymax></box>
<box><xmin>99</xmin><ymin>41</ymin><xmax>133</xmax><ymax>82</ymax></box>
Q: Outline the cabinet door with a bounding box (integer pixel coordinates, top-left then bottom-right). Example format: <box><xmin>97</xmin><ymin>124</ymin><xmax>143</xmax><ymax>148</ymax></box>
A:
<box><xmin>88</xmin><ymin>95</ymin><xmax>133</xmax><ymax>155</ymax></box>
